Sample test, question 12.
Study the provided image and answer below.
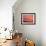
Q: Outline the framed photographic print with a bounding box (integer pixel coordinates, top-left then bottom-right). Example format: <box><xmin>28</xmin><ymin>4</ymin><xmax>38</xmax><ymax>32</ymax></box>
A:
<box><xmin>21</xmin><ymin>13</ymin><xmax>36</xmax><ymax>25</ymax></box>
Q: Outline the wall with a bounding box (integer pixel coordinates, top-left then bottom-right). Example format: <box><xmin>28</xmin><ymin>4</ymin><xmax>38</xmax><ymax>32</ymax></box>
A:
<box><xmin>13</xmin><ymin>0</ymin><xmax>41</xmax><ymax>46</ymax></box>
<box><xmin>0</xmin><ymin>0</ymin><xmax>16</xmax><ymax>30</ymax></box>
<box><xmin>41</xmin><ymin>0</ymin><xmax>46</xmax><ymax>46</ymax></box>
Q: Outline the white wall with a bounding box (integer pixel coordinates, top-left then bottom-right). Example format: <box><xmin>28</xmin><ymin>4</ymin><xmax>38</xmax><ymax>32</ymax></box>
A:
<box><xmin>0</xmin><ymin>0</ymin><xmax>16</xmax><ymax>30</ymax></box>
<box><xmin>41</xmin><ymin>0</ymin><xmax>46</xmax><ymax>46</ymax></box>
<box><xmin>13</xmin><ymin>0</ymin><xmax>41</xmax><ymax>46</ymax></box>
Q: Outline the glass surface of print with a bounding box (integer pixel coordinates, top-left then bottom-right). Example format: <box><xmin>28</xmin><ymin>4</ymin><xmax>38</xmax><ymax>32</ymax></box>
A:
<box><xmin>21</xmin><ymin>13</ymin><xmax>36</xmax><ymax>25</ymax></box>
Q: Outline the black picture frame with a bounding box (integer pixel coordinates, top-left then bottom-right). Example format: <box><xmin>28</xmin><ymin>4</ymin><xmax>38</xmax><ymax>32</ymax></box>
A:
<box><xmin>21</xmin><ymin>13</ymin><xmax>36</xmax><ymax>25</ymax></box>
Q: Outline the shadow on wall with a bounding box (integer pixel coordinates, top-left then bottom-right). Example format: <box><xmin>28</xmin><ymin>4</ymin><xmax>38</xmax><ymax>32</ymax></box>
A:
<box><xmin>12</xmin><ymin>0</ymin><xmax>25</xmax><ymax>36</ymax></box>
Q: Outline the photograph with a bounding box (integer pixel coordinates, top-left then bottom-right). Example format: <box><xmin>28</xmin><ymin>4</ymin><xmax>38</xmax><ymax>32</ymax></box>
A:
<box><xmin>21</xmin><ymin>13</ymin><xmax>36</xmax><ymax>25</ymax></box>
